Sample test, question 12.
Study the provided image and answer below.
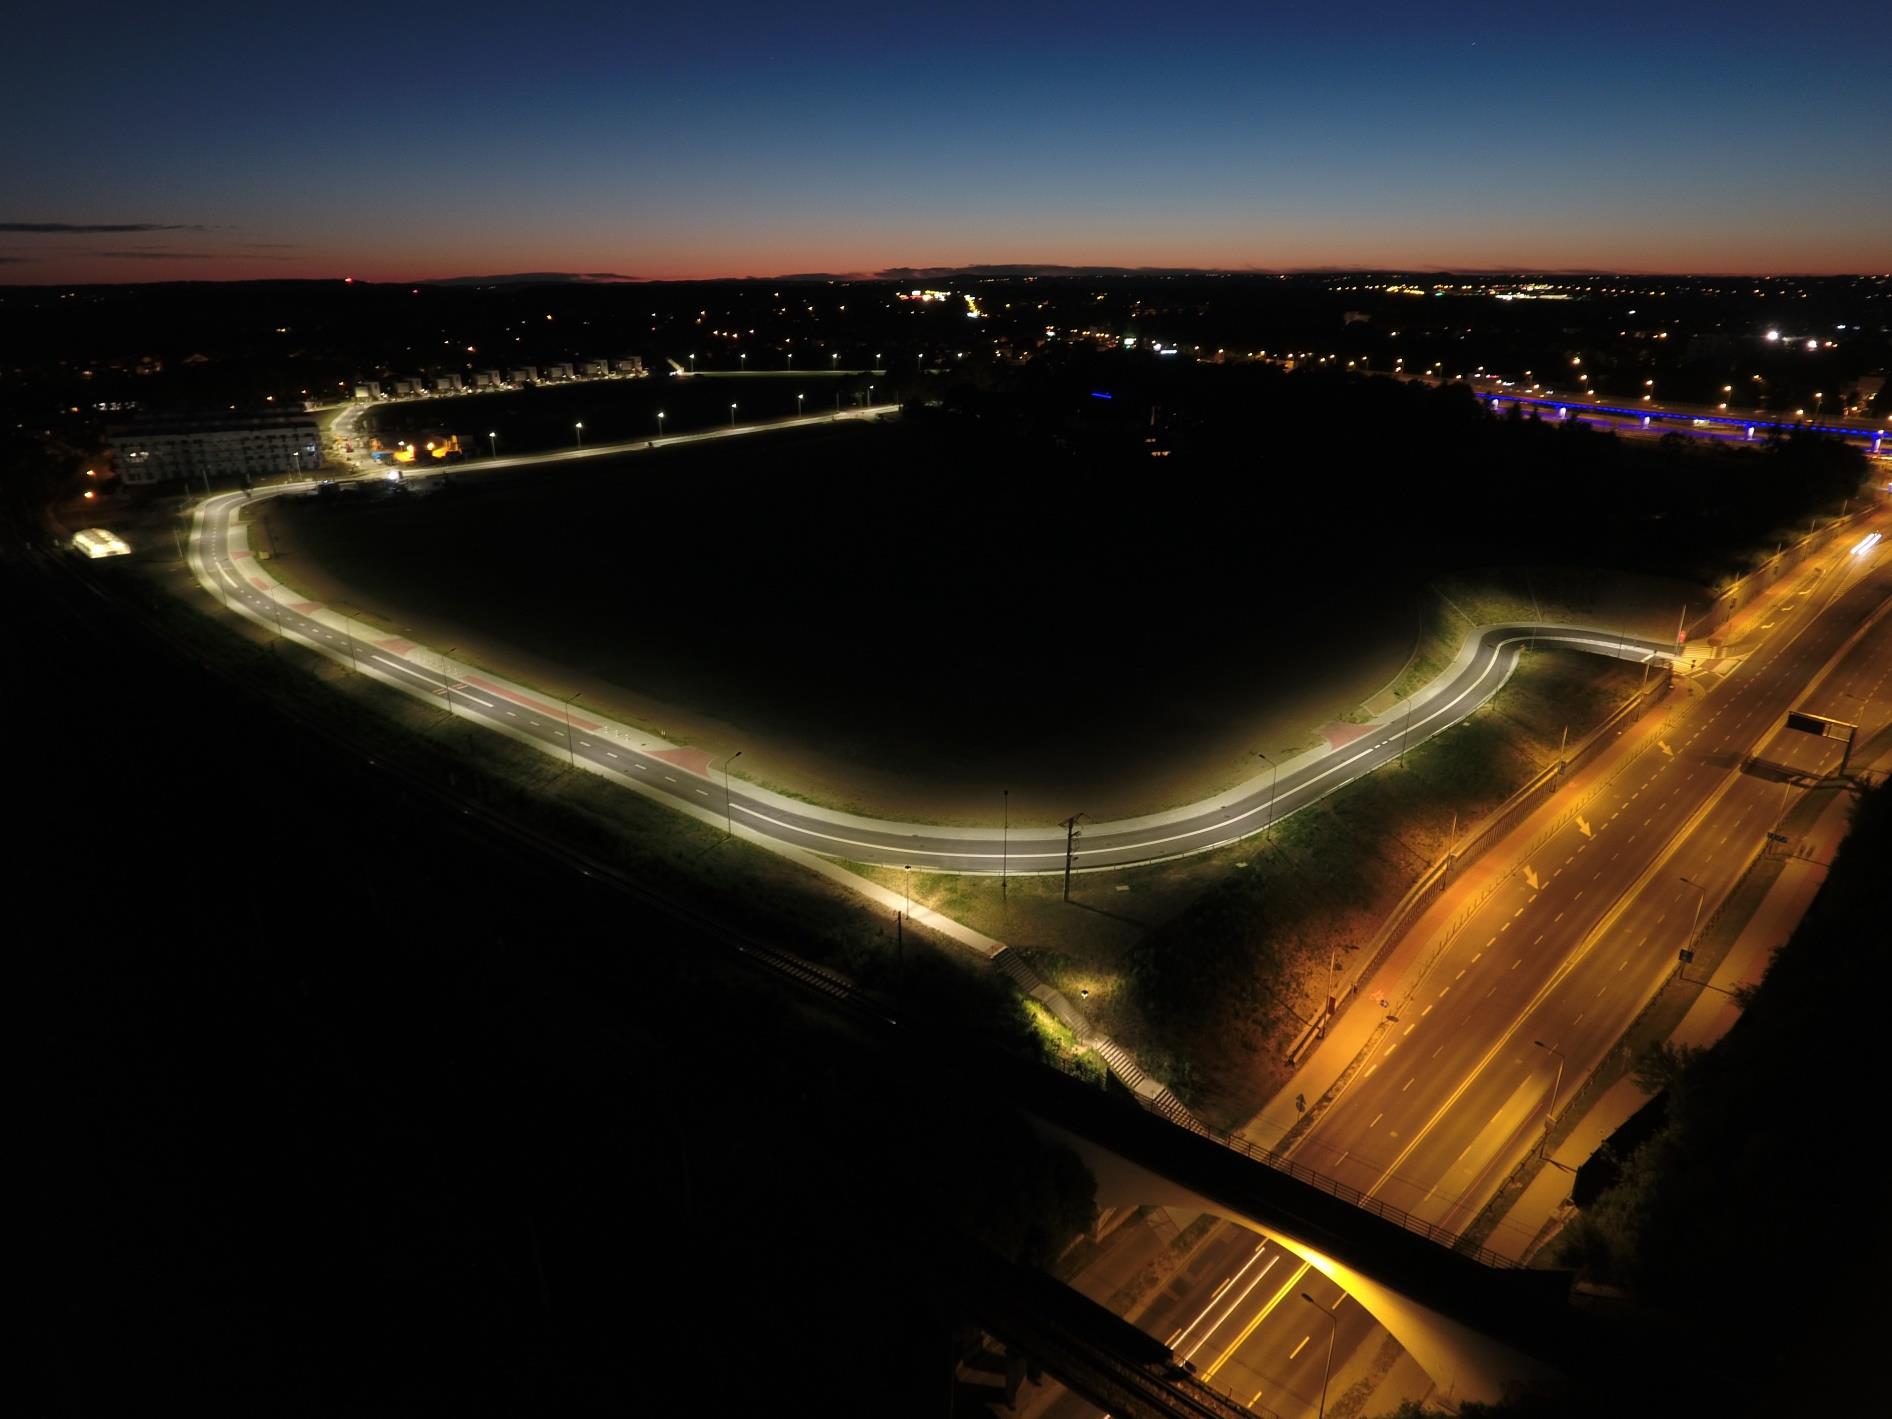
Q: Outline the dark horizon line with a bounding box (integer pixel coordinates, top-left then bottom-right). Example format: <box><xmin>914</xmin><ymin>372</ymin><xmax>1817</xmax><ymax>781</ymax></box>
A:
<box><xmin>2</xmin><ymin>264</ymin><xmax>1885</xmax><ymax>293</ymax></box>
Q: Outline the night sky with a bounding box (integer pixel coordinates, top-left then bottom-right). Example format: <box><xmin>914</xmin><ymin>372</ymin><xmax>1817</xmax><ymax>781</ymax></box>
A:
<box><xmin>4</xmin><ymin>0</ymin><xmax>1888</xmax><ymax>283</ymax></box>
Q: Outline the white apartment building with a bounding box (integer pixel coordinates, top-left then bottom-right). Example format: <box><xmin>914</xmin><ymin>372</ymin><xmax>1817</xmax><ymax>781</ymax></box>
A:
<box><xmin>110</xmin><ymin>413</ymin><xmax>321</xmax><ymax>487</ymax></box>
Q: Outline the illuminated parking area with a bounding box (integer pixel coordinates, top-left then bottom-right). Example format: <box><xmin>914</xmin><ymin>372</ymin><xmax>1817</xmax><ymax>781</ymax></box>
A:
<box><xmin>72</xmin><ymin>527</ymin><xmax>131</xmax><ymax>559</ymax></box>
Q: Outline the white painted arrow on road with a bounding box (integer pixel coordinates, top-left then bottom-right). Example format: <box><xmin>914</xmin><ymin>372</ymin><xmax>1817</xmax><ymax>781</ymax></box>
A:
<box><xmin>1576</xmin><ymin>815</ymin><xmax>1594</xmax><ymax>839</ymax></box>
<box><xmin>1523</xmin><ymin>865</ymin><xmax>1541</xmax><ymax>891</ymax></box>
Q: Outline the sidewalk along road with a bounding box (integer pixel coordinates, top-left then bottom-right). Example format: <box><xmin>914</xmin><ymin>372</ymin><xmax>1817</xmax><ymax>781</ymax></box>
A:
<box><xmin>187</xmin><ymin>421</ymin><xmax>1690</xmax><ymax>874</ymax></box>
<box><xmin>1277</xmin><ymin>549</ymin><xmax>1890</xmax><ymax>1236</ymax></box>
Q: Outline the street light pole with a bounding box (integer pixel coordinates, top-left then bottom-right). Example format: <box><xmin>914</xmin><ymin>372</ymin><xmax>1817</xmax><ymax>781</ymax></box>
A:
<box><xmin>1061</xmin><ymin>814</ymin><xmax>1085</xmax><ymax>902</ymax></box>
<box><xmin>563</xmin><ymin>691</ymin><xmax>582</xmax><ymax>767</ymax></box>
<box><xmin>729</xmin><ymin>403</ymin><xmax>737</xmax><ymax>428</ymax></box>
<box><xmin>1532</xmin><ymin>1040</ymin><xmax>1566</xmax><ymax>1158</ymax></box>
<box><xmin>574</xmin><ymin>421</ymin><xmax>584</xmax><ymax>447</ymax></box>
<box><xmin>656</xmin><ymin>411</ymin><xmax>665</xmax><ymax>439</ymax></box>
<box><xmin>489</xmin><ymin>431</ymin><xmax>498</xmax><ymax>460</ymax></box>
<box><xmin>903</xmin><ymin>864</ymin><xmax>912</xmax><ymax>919</ymax></box>
<box><xmin>1299</xmin><ymin>1294</ymin><xmax>1338</xmax><ymax>1419</ymax></box>
<box><xmin>723</xmin><ymin>750</ymin><xmax>743</xmax><ymax>836</ymax></box>
<box><xmin>797</xmin><ymin>393</ymin><xmax>804</xmax><ymax>418</ymax></box>
<box><xmin>441</xmin><ymin>646</ymin><xmax>457</xmax><ymax>718</ymax></box>
<box><xmin>1680</xmin><ymin>874</ymin><xmax>1707</xmax><ymax>945</ymax></box>
<box><xmin>1001</xmin><ymin>789</ymin><xmax>1009</xmax><ymax>900</ymax></box>
<box><xmin>1258</xmin><ymin>750</ymin><xmax>1279</xmax><ymax>840</ymax></box>
<box><xmin>1399</xmin><ymin>691</ymin><xmax>1415</xmax><ymax>763</ymax></box>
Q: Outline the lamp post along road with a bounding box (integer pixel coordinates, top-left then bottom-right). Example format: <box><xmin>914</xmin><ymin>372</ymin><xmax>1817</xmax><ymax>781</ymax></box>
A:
<box><xmin>563</xmin><ymin>691</ymin><xmax>582</xmax><ymax>767</ymax></box>
<box><xmin>1001</xmin><ymin>789</ymin><xmax>1009</xmax><ymax>900</ymax></box>
<box><xmin>723</xmin><ymin>751</ymin><xmax>743</xmax><ymax>837</ymax></box>
<box><xmin>1533</xmin><ymin>1040</ymin><xmax>1566</xmax><ymax>1158</ymax></box>
<box><xmin>1679</xmin><ymin>875</ymin><xmax>1708</xmax><ymax>962</ymax></box>
<box><xmin>1258</xmin><ymin>750</ymin><xmax>1279</xmax><ymax>839</ymax></box>
<box><xmin>1299</xmin><ymin>1294</ymin><xmax>1338</xmax><ymax>1419</ymax></box>
<box><xmin>1061</xmin><ymin>814</ymin><xmax>1085</xmax><ymax>902</ymax></box>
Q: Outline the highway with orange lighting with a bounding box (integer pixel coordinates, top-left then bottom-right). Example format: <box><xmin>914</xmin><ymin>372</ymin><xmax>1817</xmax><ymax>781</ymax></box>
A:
<box><xmin>1282</xmin><ymin>537</ymin><xmax>1889</xmax><ymax>1240</ymax></box>
<box><xmin>1056</xmin><ymin>522</ymin><xmax>1892</xmax><ymax>1419</ymax></box>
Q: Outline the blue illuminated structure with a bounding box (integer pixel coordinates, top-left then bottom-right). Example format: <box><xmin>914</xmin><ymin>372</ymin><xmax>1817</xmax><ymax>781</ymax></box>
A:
<box><xmin>1480</xmin><ymin>393</ymin><xmax>1883</xmax><ymax>450</ymax></box>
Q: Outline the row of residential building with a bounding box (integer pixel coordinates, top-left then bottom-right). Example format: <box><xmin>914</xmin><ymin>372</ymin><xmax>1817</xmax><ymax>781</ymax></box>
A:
<box><xmin>355</xmin><ymin>355</ymin><xmax>645</xmax><ymax>401</ymax></box>
<box><xmin>108</xmin><ymin>412</ymin><xmax>322</xmax><ymax>488</ymax></box>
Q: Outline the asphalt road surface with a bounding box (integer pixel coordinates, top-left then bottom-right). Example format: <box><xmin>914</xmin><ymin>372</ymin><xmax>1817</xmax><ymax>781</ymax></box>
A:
<box><xmin>1287</xmin><ymin>544</ymin><xmax>1891</xmax><ymax>1235</ymax></box>
<box><xmin>189</xmin><ymin>423</ymin><xmax>1677</xmax><ymax>873</ymax></box>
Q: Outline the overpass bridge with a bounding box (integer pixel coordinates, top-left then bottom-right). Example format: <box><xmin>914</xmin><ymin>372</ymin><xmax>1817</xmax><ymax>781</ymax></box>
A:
<box><xmin>987</xmin><ymin>1059</ymin><xmax>1598</xmax><ymax>1407</ymax></box>
<box><xmin>1481</xmin><ymin>390</ymin><xmax>1888</xmax><ymax>454</ymax></box>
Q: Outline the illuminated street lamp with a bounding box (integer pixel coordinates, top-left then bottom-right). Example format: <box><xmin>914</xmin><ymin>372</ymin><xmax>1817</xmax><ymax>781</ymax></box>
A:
<box><xmin>689</xmin><ymin>353</ymin><xmax>696</xmax><ymax>373</ymax></box>
<box><xmin>729</xmin><ymin>402</ymin><xmax>737</xmax><ymax>428</ymax></box>
<box><xmin>574</xmin><ymin>421</ymin><xmax>584</xmax><ymax>447</ymax></box>
<box><xmin>656</xmin><ymin>410</ymin><xmax>665</xmax><ymax>438</ymax></box>
<box><xmin>831</xmin><ymin>352</ymin><xmax>838</xmax><ymax>369</ymax></box>
<box><xmin>797</xmin><ymin>393</ymin><xmax>804</xmax><ymax>417</ymax></box>
<box><xmin>739</xmin><ymin>352</ymin><xmax>745</xmax><ymax>370</ymax></box>
<box><xmin>1299</xmin><ymin>1294</ymin><xmax>1338</xmax><ymax>1419</ymax></box>
<box><xmin>1532</xmin><ymin>1040</ymin><xmax>1566</xmax><ymax>1158</ymax></box>
<box><xmin>488</xmin><ymin>431</ymin><xmax>498</xmax><ymax>459</ymax></box>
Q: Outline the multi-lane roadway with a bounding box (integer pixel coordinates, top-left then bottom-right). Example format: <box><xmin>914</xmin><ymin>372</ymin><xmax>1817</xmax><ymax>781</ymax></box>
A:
<box><xmin>1033</xmin><ymin>528</ymin><xmax>1890</xmax><ymax>1419</ymax></box>
<box><xmin>1282</xmin><ymin>545</ymin><xmax>1889</xmax><ymax>1236</ymax></box>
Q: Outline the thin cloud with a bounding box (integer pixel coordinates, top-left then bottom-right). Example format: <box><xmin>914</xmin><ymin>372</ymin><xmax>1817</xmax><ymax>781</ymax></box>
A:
<box><xmin>1</xmin><ymin>222</ymin><xmax>207</xmax><ymax>234</ymax></box>
<box><xmin>95</xmin><ymin>249</ymin><xmax>219</xmax><ymax>260</ymax></box>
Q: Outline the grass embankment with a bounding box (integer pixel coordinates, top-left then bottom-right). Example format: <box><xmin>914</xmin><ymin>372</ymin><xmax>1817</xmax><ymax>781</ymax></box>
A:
<box><xmin>127</xmin><ymin>548</ymin><xmax>1088</xmax><ymax>1081</ymax></box>
<box><xmin>858</xmin><ymin>648</ymin><xmax>1647</xmax><ymax>1130</ymax></box>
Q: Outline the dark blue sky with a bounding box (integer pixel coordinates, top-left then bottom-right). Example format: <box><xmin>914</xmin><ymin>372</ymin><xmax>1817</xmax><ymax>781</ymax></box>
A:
<box><xmin>4</xmin><ymin>1</ymin><xmax>1888</xmax><ymax>280</ymax></box>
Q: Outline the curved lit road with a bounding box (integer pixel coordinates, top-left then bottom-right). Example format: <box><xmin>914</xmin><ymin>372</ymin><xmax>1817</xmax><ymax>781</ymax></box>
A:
<box><xmin>191</xmin><ymin>418</ymin><xmax>1680</xmax><ymax>875</ymax></box>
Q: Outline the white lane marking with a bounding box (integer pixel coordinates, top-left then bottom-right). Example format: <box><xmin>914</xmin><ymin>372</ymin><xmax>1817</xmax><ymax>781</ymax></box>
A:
<box><xmin>720</xmin><ymin>627</ymin><xmax>1648</xmax><ymax>863</ymax></box>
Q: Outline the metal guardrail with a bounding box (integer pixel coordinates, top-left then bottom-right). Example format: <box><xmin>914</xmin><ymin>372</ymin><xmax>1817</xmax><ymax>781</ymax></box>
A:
<box><xmin>1153</xmin><ymin>1105</ymin><xmax>1522</xmax><ymax>1270</ymax></box>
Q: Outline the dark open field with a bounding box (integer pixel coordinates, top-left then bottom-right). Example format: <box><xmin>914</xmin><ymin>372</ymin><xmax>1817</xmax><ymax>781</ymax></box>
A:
<box><xmin>265</xmin><ymin>415</ymin><xmax>1420</xmax><ymax>822</ymax></box>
